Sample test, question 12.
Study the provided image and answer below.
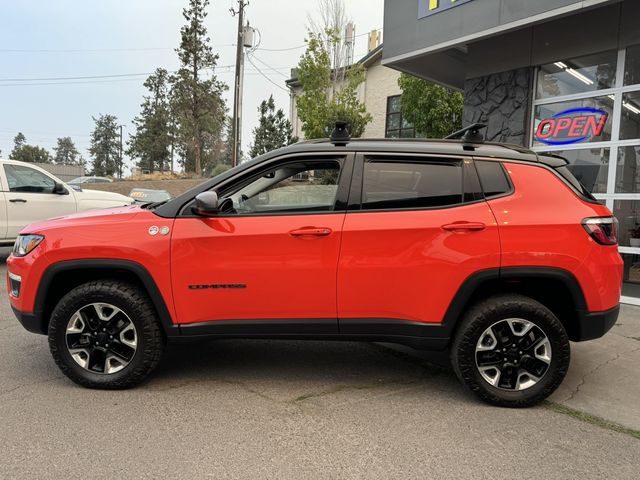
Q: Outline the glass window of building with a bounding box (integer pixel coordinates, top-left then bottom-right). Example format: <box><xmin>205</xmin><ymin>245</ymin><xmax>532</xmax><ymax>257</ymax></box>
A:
<box><xmin>531</xmin><ymin>45</ymin><xmax>640</xmax><ymax>305</ymax></box>
<box><xmin>385</xmin><ymin>96</ymin><xmax>416</xmax><ymax>139</ymax></box>
<box><xmin>536</xmin><ymin>50</ymin><xmax>617</xmax><ymax>99</ymax></box>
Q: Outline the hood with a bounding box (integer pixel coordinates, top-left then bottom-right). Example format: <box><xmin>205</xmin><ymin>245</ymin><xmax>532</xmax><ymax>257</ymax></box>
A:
<box><xmin>76</xmin><ymin>188</ymin><xmax>134</xmax><ymax>203</ymax></box>
<box><xmin>21</xmin><ymin>205</ymin><xmax>144</xmax><ymax>234</ymax></box>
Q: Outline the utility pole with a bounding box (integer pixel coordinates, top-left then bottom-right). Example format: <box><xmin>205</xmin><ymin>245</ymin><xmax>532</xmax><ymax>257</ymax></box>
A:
<box><xmin>231</xmin><ymin>0</ymin><xmax>249</xmax><ymax>168</ymax></box>
<box><xmin>118</xmin><ymin>125</ymin><xmax>124</xmax><ymax>179</ymax></box>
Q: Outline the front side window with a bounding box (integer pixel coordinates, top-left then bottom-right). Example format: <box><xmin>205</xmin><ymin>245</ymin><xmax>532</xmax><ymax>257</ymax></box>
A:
<box><xmin>221</xmin><ymin>160</ymin><xmax>342</xmax><ymax>215</ymax></box>
<box><xmin>4</xmin><ymin>164</ymin><xmax>56</xmax><ymax>193</ymax></box>
<box><xmin>362</xmin><ymin>159</ymin><xmax>463</xmax><ymax>210</ymax></box>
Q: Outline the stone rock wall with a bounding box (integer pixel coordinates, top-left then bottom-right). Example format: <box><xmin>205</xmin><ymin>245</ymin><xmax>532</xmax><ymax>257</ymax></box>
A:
<box><xmin>463</xmin><ymin>68</ymin><xmax>532</xmax><ymax>146</ymax></box>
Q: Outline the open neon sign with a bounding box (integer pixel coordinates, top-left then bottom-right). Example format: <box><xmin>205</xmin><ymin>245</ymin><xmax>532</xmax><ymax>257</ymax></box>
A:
<box><xmin>535</xmin><ymin>108</ymin><xmax>608</xmax><ymax>146</ymax></box>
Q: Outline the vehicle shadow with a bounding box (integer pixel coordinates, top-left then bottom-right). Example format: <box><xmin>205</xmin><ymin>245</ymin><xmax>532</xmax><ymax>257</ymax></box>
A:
<box><xmin>148</xmin><ymin>339</ymin><xmax>458</xmax><ymax>400</ymax></box>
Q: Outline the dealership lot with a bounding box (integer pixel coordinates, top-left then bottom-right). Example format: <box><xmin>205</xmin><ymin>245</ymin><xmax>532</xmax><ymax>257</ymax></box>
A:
<box><xmin>0</xmin><ymin>251</ymin><xmax>638</xmax><ymax>479</ymax></box>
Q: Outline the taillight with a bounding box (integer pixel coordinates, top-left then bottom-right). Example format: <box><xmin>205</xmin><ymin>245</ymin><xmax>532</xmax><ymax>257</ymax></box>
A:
<box><xmin>582</xmin><ymin>217</ymin><xmax>618</xmax><ymax>245</ymax></box>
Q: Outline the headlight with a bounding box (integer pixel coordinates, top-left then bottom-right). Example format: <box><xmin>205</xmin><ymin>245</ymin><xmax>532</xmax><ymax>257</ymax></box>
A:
<box><xmin>12</xmin><ymin>235</ymin><xmax>44</xmax><ymax>257</ymax></box>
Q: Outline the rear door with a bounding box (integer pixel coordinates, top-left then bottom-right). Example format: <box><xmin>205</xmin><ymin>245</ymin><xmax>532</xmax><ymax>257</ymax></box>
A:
<box><xmin>337</xmin><ymin>154</ymin><xmax>501</xmax><ymax>329</ymax></box>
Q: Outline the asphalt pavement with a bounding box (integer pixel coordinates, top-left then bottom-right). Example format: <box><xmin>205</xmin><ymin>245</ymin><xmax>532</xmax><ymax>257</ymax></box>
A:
<box><xmin>0</xmin><ymin>250</ymin><xmax>638</xmax><ymax>479</ymax></box>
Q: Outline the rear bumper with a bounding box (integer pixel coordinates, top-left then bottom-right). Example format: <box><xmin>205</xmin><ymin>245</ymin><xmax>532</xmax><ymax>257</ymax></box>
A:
<box><xmin>573</xmin><ymin>305</ymin><xmax>619</xmax><ymax>342</ymax></box>
<box><xmin>11</xmin><ymin>306</ymin><xmax>46</xmax><ymax>335</ymax></box>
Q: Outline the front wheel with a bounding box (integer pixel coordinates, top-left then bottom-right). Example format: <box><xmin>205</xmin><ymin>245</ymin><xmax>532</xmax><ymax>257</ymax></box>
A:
<box><xmin>451</xmin><ymin>294</ymin><xmax>570</xmax><ymax>408</ymax></box>
<box><xmin>49</xmin><ymin>280</ymin><xmax>165</xmax><ymax>389</ymax></box>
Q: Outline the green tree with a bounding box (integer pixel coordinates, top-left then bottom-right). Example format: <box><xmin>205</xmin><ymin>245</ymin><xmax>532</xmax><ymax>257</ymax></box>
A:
<box><xmin>89</xmin><ymin>114</ymin><xmax>120</xmax><ymax>177</ymax></box>
<box><xmin>53</xmin><ymin>137</ymin><xmax>81</xmax><ymax>165</ymax></box>
<box><xmin>296</xmin><ymin>30</ymin><xmax>371</xmax><ymax>139</ymax></box>
<box><xmin>127</xmin><ymin>68</ymin><xmax>173</xmax><ymax>173</ymax></box>
<box><xmin>397</xmin><ymin>74</ymin><xmax>464</xmax><ymax>138</ymax></box>
<box><xmin>10</xmin><ymin>133</ymin><xmax>51</xmax><ymax>163</ymax></box>
<box><xmin>170</xmin><ymin>0</ymin><xmax>227</xmax><ymax>176</ymax></box>
<box><xmin>249</xmin><ymin>95</ymin><xmax>296</xmax><ymax>158</ymax></box>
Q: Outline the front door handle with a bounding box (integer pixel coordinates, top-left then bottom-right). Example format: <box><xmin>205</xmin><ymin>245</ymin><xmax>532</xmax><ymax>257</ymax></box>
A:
<box><xmin>9</xmin><ymin>198</ymin><xmax>27</xmax><ymax>203</ymax></box>
<box><xmin>289</xmin><ymin>227</ymin><xmax>333</xmax><ymax>237</ymax></box>
<box><xmin>442</xmin><ymin>222</ymin><xmax>486</xmax><ymax>232</ymax></box>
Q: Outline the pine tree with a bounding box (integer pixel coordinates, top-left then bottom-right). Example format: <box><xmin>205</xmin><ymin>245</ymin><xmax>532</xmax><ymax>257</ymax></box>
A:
<box><xmin>249</xmin><ymin>96</ymin><xmax>296</xmax><ymax>158</ymax></box>
<box><xmin>127</xmin><ymin>68</ymin><xmax>173</xmax><ymax>173</ymax></box>
<box><xmin>10</xmin><ymin>133</ymin><xmax>51</xmax><ymax>163</ymax></box>
<box><xmin>53</xmin><ymin>137</ymin><xmax>81</xmax><ymax>165</ymax></box>
<box><xmin>89</xmin><ymin>114</ymin><xmax>120</xmax><ymax>176</ymax></box>
<box><xmin>170</xmin><ymin>0</ymin><xmax>227</xmax><ymax>176</ymax></box>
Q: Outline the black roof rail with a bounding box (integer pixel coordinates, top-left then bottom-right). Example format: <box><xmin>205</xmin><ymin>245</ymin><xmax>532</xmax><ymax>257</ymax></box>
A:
<box><xmin>444</xmin><ymin>123</ymin><xmax>487</xmax><ymax>143</ymax></box>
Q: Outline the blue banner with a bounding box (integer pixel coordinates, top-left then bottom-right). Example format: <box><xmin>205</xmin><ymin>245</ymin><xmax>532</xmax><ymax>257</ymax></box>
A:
<box><xmin>418</xmin><ymin>0</ymin><xmax>475</xmax><ymax>19</ymax></box>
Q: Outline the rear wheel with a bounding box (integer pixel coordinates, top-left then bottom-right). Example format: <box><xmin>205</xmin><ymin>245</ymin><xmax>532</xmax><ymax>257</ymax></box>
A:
<box><xmin>451</xmin><ymin>294</ymin><xmax>570</xmax><ymax>407</ymax></box>
<box><xmin>49</xmin><ymin>280</ymin><xmax>165</xmax><ymax>389</ymax></box>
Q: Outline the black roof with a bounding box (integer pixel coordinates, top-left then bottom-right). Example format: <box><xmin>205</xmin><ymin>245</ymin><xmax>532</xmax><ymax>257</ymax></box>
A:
<box><xmin>154</xmin><ymin>138</ymin><xmax>566</xmax><ymax>218</ymax></box>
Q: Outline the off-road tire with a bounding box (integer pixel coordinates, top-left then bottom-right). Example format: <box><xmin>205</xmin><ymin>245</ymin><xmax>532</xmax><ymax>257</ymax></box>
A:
<box><xmin>451</xmin><ymin>294</ymin><xmax>570</xmax><ymax>408</ymax></box>
<box><xmin>49</xmin><ymin>280</ymin><xmax>165</xmax><ymax>389</ymax></box>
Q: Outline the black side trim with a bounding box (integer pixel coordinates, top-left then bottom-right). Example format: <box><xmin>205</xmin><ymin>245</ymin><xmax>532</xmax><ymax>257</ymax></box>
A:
<box><xmin>176</xmin><ymin>318</ymin><xmax>449</xmax><ymax>350</ymax></box>
<box><xmin>33</xmin><ymin>259</ymin><xmax>179</xmax><ymax>337</ymax></box>
<box><xmin>179</xmin><ymin>319</ymin><xmax>338</xmax><ymax>336</ymax></box>
<box><xmin>574</xmin><ymin>305</ymin><xmax>619</xmax><ymax>342</ymax></box>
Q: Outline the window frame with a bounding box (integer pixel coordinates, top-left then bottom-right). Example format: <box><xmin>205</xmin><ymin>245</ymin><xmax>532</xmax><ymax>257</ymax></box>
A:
<box><xmin>178</xmin><ymin>152</ymin><xmax>354</xmax><ymax>218</ymax></box>
<box><xmin>348</xmin><ymin>153</ymin><xmax>481</xmax><ymax>213</ymax></box>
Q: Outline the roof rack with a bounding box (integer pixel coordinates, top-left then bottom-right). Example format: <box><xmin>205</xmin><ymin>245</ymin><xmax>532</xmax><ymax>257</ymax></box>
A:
<box><xmin>330</xmin><ymin>121</ymin><xmax>351</xmax><ymax>146</ymax></box>
<box><xmin>444</xmin><ymin>123</ymin><xmax>487</xmax><ymax>143</ymax></box>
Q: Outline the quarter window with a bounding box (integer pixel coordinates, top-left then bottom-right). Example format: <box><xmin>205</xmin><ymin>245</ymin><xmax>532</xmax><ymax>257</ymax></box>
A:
<box><xmin>4</xmin><ymin>164</ymin><xmax>56</xmax><ymax>193</ymax></box>
<box><xmin>362</xmin><ymin>160</ymin><xmax>462</xmax><ymax>210</ymax></box>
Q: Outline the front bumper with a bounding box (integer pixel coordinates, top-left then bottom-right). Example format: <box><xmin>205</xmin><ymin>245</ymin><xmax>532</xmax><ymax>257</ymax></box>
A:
<box><xmin>573</xmin><ymin>305</ymin><xmax>620</xmax><ymax>342</ymax></box>
<box><xmin>11</xmin><ymin>306</ymin><xmax>46</xmax><ymax>335</ymax></box>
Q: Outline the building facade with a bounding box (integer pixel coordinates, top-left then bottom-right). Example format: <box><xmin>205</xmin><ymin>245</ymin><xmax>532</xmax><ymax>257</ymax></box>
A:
<box><xmin>383</xmin><ymin>0</ymin><xmax>640</xmax><ymax>304</ymax></box>
<box><xmin>286</xmin><ymin>45</ymin><xmax>409</xmax><ymax>141</ymax></box>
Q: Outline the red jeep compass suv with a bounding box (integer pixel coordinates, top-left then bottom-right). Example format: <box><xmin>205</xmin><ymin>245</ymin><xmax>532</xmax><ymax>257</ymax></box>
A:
<box><xmin>7</xmin><ymin>125</ymin><xmax>623</xmax><ymax>407</ymax></box>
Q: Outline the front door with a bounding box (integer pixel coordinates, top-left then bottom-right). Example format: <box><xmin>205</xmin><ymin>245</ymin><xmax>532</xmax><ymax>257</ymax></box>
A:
<box><xmin>171</xmin><ymin>155</ymin><xmax>352</xmax><ymax>330</ymax></box>
<box><xmin>337</xmin><ymin>155</ymin><xmax>501</xmax><ymax>328</ymax></box>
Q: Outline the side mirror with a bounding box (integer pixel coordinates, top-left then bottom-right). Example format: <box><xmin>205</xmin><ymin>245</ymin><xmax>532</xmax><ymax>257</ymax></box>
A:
<box><xmin>54</xmin><ymin>182</ymin><xmax>68</xmax><ymax>195</ymax></box>
<box><xmin>192</xmin><ymin>191</ymin><xmax>219</xmax><ymax>217</ymax></box>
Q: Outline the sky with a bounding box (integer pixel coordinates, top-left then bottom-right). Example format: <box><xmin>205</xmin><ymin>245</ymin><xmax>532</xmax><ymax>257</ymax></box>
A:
<box><xmin>0</xmin><ymin>0</ymin><xmax>384</xmax><ymax>174</ymax></box>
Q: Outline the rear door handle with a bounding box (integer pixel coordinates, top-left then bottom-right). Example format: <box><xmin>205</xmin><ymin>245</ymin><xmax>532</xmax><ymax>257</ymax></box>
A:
<box><xmin>9</xmin><ymin>199</ymin><xmax>27</xmax><ymax>203</ymax></box>
<box><xmin>289</xmin><ymin>227</ymin><xmax>333</xmax><ymax>237</ymax></box>
<box><xmin>442</xmin><ymin>222</ymin><xmax>486</xmax><ymax>232</ymax></box>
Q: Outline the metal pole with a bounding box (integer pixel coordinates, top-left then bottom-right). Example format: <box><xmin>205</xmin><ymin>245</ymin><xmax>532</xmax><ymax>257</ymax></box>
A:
<box><xmin>119</xmin><ymin>125</ymin><xmax>123</xmax><ymax>179</ymax></box>
<box><xmin>231</xmin><ymin>1</ymin><xmax>247</xmax><ymax>168</ymax></box>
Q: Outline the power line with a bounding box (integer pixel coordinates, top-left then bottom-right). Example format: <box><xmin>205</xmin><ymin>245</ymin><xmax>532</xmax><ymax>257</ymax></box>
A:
<box><xmin>246</xmin><ymin>53</ymin><xmax>289</xmax><ymax>93</ymax></box>
<box><xmin>250</xmin><ymin>54</ymin><xmax>289</xmax><ymax>78</ymax></box>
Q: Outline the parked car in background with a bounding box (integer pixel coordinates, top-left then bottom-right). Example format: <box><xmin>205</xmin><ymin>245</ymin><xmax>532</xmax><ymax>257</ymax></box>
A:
<box><xmin>128</xmin><ymin>188</ymin><xmax>171</xmax><ymax>205</ymax></box>
<box><xmin>68</xmin><ymin>176</ymin><xmax>113</xmax><ymax>185</ymax></box>
<box><xmin>0</xmin><ymin>158</ymin><xmax>134</xmax><ymax>245</ymax></box>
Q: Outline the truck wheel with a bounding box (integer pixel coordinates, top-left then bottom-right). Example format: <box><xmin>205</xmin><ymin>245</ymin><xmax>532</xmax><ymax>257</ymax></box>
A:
<box><xmin>450</xmin><ymin>294</ymin><xmax>570</xmax><ymax>408</ymax></box>
<box><xmin>48</xmin><ymin>280</ymin><xmax>165</xmax><ymax>389</ymax></box>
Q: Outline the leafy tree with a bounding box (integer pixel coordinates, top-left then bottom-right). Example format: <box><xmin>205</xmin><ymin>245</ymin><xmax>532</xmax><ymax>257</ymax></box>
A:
<box><xmin>10</xmin><ymin>133</ymin><xmax>51</xmax><ymax>163</ymax></box>
<box><xmin>127</xmin><ymin>68</ymin><xmax>173</xmax><ymax>173</ymax></box>
<box><xmin>170</xmin><ymin>0</ymin><xmax>227</xmax><ymax>176</ymax></box>
<box><xmin>296</xmin><ymin>30</ymin><xmax>371</xmax><ymax>139</ymax></box>
<box><xmin>89</xmin><ymin>114</ymin><xmax>120</xmax><ymax>176</ymax></box>
<box><xmin>249</xmin><ymin>95</ymin><xmax>296</xmax><ymax>158</ymax></box>
<box><xmin>398</xmin><ymin>74</ymin><xmax>463</xmax><ymax>138</ymax></box>
<box><xmin>53</xmin><ymin>137</ymin><xmax>82</xmax><ymax>165</ymax></box>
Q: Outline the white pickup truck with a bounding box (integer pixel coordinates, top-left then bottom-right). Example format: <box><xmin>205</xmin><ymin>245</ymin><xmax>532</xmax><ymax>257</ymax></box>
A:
<box><xmin>0</xmin><ymin>158</ymin><xmax>133</xmax><ymax>245</ymax></box>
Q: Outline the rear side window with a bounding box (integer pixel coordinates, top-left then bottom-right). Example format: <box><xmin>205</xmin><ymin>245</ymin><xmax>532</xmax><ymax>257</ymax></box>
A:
<box><xmin>555</xmin><ymin>166</ymin><xmax>597</xmax><ymax>201</ymax></box>
<box><xmin>362</xmin><ymin>160</ymin><xmax>463</xmax><ymax>210</ymax></box>
<box><xmin>475</xmin><ymin>161</ymin><xmax>511</xmax><ymax>198</ymax></box>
